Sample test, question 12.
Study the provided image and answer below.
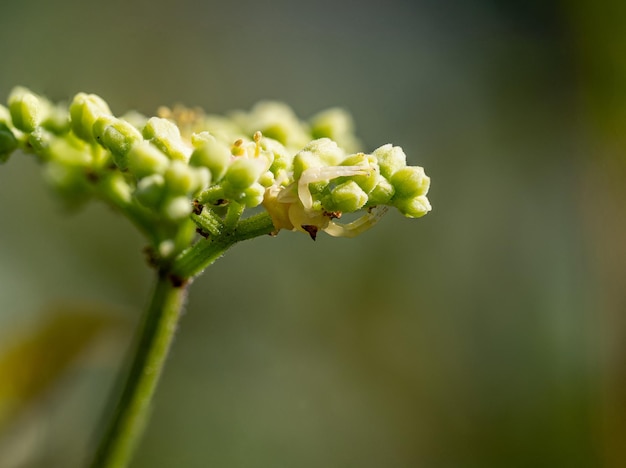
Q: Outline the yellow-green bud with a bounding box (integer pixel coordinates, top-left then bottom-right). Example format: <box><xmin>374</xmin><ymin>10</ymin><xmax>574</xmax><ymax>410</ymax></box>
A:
<box><xmin>394</xmin><ymin>195</ymin><xmax>432</xmax><ymax>218</ymax></box>
<box><xmin>0</xmin><ymin>123</ymin><xmax>18</xmax><ymax>163</ymax></box>
<box><xmin>241</xmin><ymin>182</ymin><xmax>265</xmax><ymax>208</ymax></box>
<box><xmin>310</xmin><ymin>108</ymin><xmax>354</xmax><ymax>140</ymax></box>
<box><xmin>164</xmin><ymin>160</ymin><xmax>197</xmax><ymax>195</ymax></box>
<box><xmin>9</xmin><ymin>87</ymin><xmax>42</xmax><ymax>133</ymax></box>
<box><xmin>373</xmin><ymin>144</ymin><xmax>407</xmax><ymax>179</ymax></box>
<box><xmin>48</xmin><ymin>136</ymin><xmax>92</xmax><ymax>166</ymax></box>
<box><xmin>143</xmin><ymin>117</ymin><xmax>192</xmax><ymax>162</ymax></box>
<box><xmin>134</xmin><ymin>174</ymin><xmax>165</xmax><ymax>208</ymax></box>
<box><xmin>327</xmin><ymin>180</ymin><xmax>368</xmax><ymax>212</ymax></box>
<box><xmin>340</xmin><ymin>153</ymin><xmax>379</xmax><ymax>193</ymax></box>
<box><xmin>223</xmin><ymin>157</ymin><xmax>264</xmax><ymax>191</ymax></box>
<box><xmin>127</xmin><ymin>141</ymin><xmax>170</xmax><ymax>178</ymax></box>
<box><xmin>162</xmin><ymin>195</ymin><xmax>192</xmax><ymax>220</ymax></box>
<box><xmin>93</xmin><ymin>116</ymin><xmax>143</xmax><ymax>169</ymax></box>
<box><xmin>390</xmin><ymin>166</ymin><xmax>429</xmax><ymax>199</ymax></box>
<box><xmin>367</xmin><ymin>177</ymin><xmax>395</xmax><ymax>205</ymax></box>
<box><xmin>69</xmin><ymin>93</ymin><xmax>112</xmax><ymax>142</ymax></box>
<box><xmin>189</xmin><ymin>139</ymin><xmax>231</xmax><ymax>181</ymax></box>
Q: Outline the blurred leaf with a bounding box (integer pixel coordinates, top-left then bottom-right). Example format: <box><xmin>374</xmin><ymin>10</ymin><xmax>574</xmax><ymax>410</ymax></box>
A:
<box><xmin>0</xmin><ymin>303</ymin><xmax>120</xmax><ymax>430</ymax></box>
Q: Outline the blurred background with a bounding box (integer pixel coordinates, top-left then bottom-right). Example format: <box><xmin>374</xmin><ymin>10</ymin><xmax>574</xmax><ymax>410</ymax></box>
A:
<box><xmin>0</xmin><ymin>0</ymin><xmax>625</xmax><ymax>466</ymax></box>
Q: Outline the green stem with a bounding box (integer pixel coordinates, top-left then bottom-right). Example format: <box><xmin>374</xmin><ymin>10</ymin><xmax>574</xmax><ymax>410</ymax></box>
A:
<box><xmin>90</xmin><ymin>270</ymin><xmax>187</xmax><ymax>468</ymax></box>
<box><xmin>90</xmin><ymin>212</ymin><xmax>275</xmax><ymax>468</ymax></box>
<box><xmin>173</xmin><ymin>212</ymin><xmax>275</xmax><ymax>279</ymax></box>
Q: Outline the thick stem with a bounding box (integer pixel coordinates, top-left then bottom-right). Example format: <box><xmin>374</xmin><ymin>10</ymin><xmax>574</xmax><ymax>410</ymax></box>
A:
<box><xmin>90</xmin><ymin>271</ymin><xmax>187</xmax><ymax>468</ymax></box>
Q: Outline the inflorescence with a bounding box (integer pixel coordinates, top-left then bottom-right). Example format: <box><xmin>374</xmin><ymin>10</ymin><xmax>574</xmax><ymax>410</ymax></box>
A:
<box><xmin>0</xmin><ymin>87</ymin><xmax>431</xmax><ymax>263</ymax></box>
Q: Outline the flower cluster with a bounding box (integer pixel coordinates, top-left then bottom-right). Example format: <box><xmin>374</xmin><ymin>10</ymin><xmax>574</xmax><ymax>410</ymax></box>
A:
<box><xmin>0</xmin><ymin>87</ymin><xmax>431</xmax><ymax>247</ymax></box>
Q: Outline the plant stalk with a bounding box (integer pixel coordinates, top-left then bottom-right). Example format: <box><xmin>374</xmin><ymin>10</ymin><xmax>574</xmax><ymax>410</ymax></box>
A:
<box><xmin>90</xmin><ymin>270</ymin><xmax>187</xmax><ymax>468</ymax></box>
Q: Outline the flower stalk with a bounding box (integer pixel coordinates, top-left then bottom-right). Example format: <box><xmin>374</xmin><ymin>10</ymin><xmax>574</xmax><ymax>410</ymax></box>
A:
<box><xmin>90</xmin><ymin>271</ymin><xmax>187</xmax><ymax>468</ymax></box>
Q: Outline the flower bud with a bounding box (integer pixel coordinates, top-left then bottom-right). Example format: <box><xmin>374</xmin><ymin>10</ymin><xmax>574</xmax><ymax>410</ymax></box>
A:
<box><xmin>164</xmin><ymin>160</ymin><xmax>197</xmax><ymax>195</ymax></box>
<box><xmin>241</xmin><ymin>182</ymin><xmax>265</xmax><ymax>208</ymax></box>
<box><xmin>366</xmin><ymin>177</ymin><xmax>395</xmax><ymax>205</ymax></box>
<box><xmin>394</xmin><ymin>195</ymin><xmax>432</xmax><ymax>218</ymax></box>
<box><xmin>48</xmin><ymin>136</ymin><xmax>92</xmax><ymax>166</ymax></box>
<box><xmin>390</xmin><ymin>166</ymin><xmax>429</xmax><ymax>199</ymax></box>
<box><xmin>326</xmin><ymin>180</ymin><xmax>368</xmax><ymax>212</ymax></box>
<box><xmin>340</xmin><ymin>153</ymin><xmax>379</xmax><ymax>193</ymax></box>
<box><xmin>134</xmin><ymin>174</ymin><xmax>165</xmax><ymax>208</ymax></box>
<box><xmin>69</xmin><ymin>93</ymin><xmax>112</xmax><ymax>142</ymax></box>
<box><xmin>92</xmin><ymin>116</ymin><xmax>143</xmax><ymax>169</ymax></box>
<box><xmin>0</xmin><ymin>123</ymin><xmax>18</xmax><ymax>163</ymax></box>
<box><xmin>373</xmin><ymin>144</ymin><xmax>407</xmax><ymax>179</ymax></box>
<box><xmin>189</xmin><ymin>139</ymin><xmax>231</xmax><ymax>181</ymax></box>
<box><xmin>143</xmin><ymin>117</ymin><xmax>192</xmax><ymax>162</ymax></box>
<box><xmin>223</xmin><ymin>157</ymin><xmax>264</xmax><ymax>192</ymax></box>
<box><xmin>162</xmin><ymin>195</ymin><xmax>192</xmax><ymax>220</ymax></box>
<box><xmin>310</xmin><ymin>108</ymin><xmax>354</xmax><ymax>140</ymax></box>
<box><xmin>9</xmin><ymin>87</ymin><xmax>42</xmax><ymax>133</ymax></box>
<box><xmin>127</xmin><ymin>141</ymin><xmax>170</xmax><ymax>178</ymax></box>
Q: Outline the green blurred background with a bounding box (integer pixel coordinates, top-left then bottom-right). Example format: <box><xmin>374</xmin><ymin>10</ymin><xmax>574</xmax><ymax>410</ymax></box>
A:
<box><xmin>0</xmin><ymin>0</ymin><xmax>625</xmax><ymax>466</ymax></box>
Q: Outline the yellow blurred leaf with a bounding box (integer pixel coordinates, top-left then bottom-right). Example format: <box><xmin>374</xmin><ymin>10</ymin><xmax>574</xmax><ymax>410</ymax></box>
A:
<box><xmin>0</xmin><ymin>303</ymin><xmax>121</xmax><ymax>429</ymax></box>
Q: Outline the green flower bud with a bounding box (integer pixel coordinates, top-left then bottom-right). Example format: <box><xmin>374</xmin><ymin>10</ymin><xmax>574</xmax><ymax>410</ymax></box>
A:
<box><xmin>9</xmin><ymin>87</ymin><xmax>42</xmax><ymax>133</ymax></box>
<box><xmin>134</xmin><ymin>174</ymin><xmax>165</xmax><ymax>208</ymax></box>
<box><xmin>164</xmin><ymin>160</ymin><xmax>197</xmax><ymax>195</ymax></box>
<box><xmin>310</xmin><ymin>108</ymin><xmax>353</xmax><ymax>139</ymax></box>
<box><xmin>339</xmin><ymin>153</ymin><xmax>379</xmax><ymax>193</ymax></box>
<box><xmin>394</xmin><ymin>195</ymin><xmax>432</xmax><ymax>218</ymax></box>
<box><xmin>101</xmin><ymin>171</ymin><xmax>132</xmax><ymax>204</ymax></box>
<box><xmin>127</xmin><ymin>141</ymin><xmax>170</xmax><ymax>178</ymax></box>
<box><xmin>301</xmin><ymin>138</ymin><xmax>345</xmax><ymax>167</ymax></box>
<box><xmin>0</xmin><ymin>104</ymin><xmax>11</xmax><ymax>124</ymax></box>
<box><xmin>366</xmin><ymin>177</ymin><xmax>395</xmax><ymax>205</ymax></box>
<box><xmin>373</xmin><ymin>144</ymin><xmax>406</xmax><ymax>179</ymax></box>
<box><xmin>0</xmin><ymin>123</ymin><xmax>18</xmax><ymax>163</ymax></box>
<box><xmin>48</xmin><ymin>135</ymin><xmax>92</xmax><ymax>166</ymax></box>
<box><xmin>223</xmin><ymin>157</ymin><xmax>264</xmax><ymax>192</ymax></box>
<box><xmin>390</xmin><ymin>166</ymin><xmax>429</xmax><ymax>199</ymax></box>
<box><xmin>27</xmin><ymin>128</ymin><xmax>50</xmax><ymax>154</ymax></box>
<box><xmin>190</xmin><ymin>131</ymin><xmax>214</xmax><ymax>148</ymax></box>
<box><xmin>69</xmin><ymin>93</ymin><xmax>112</xmax><ymax>142</ymax></box>
<box><xmin>264</xmin><ymin>138</ymin><xmax>292</xmax><ymax>175</ymax></box>
<box><xmin>162</xmin><ymin>195</ymin><xmax>192</xmax><ymax>220</ymax></box>
<box><xmin>41</xmin><ymin>103</ymin><xmax>70</xmax><ymax>134</ymax></box>
<box><xmin>309</xmin><ymin>108</ymin><xmax>360</xmax><ymax>153</ymax></box>
<box><xmin>143</xmin><ymin>117</ymin><xmax>192</xmax><ymax>162</ymax></box>
<box><xmin>189</xmin><ymin>139</ymin><xmax>231</xmax><ymax>181</ymax></box>
<box><xmin>233</xmin><ymin>101</ymin><xmax>310</xmax><ymax>148</ymax></box>
<box><xmin>43</xmin><ymin>161</ymin><xmax>91</xmax><ymax>204</ymax></box>
<box><xmin>326</xmin><ymin>180</ymin><xmax>368</xmax><ymax>212</ymax></box>
<box><xmin>93</xmin><ymin>116</ymin><xmax>143</xmax><ymax>169</ymax></box>
<box><xmin>241</xmin><ymin>182</ymin><xmax>265</xmax><ymax>208</ymax></box>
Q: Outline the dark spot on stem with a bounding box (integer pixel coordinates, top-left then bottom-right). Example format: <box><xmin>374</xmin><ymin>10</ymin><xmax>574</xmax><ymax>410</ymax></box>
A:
<box><xmin>195</xmin><ymin>227</ymin><xmax>209</xmax><ymax>238</ymax></box>
<box><xmin>169</xmin><ymin>274</ymin><xmax>188</xmax><ymax>288</ymax></box>
<box><xmin>143</xmin><ymin>246</ymin><xmax>159</xmax><ymax>268</ymax></box>
<box><xmin>192</xmin><ymin>200</ymin><xmax>204</xmax><ymax>215</ymax></box>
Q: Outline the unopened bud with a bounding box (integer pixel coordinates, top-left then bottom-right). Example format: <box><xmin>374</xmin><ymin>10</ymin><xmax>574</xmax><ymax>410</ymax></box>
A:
<box><xmin>394</xmin><ymin>195</ymin><xmax>432</xmax><ymax>218</ymax></box>
<box><xmin>69</xmin><ymin>93</ymin><xmax>112</xmax><ymax>142</ymax></box>
<box><xmin>373</xmin><ymin>144</ymin><xmax>407</xmax><ymax>179</ymax></box>
<box><xmin>93</xmin><ymin>116</ymin><xmax>143</xmax><ymax>169</ymax></box>
<box><xmin>327</xmin><ymin>180</ymin><xmax>368</xmax><ymax>212</ymax></box>
<box><xmin>127</xmin><ymin>141</ymin><xmax>170</xmax><ymax>178</ymax></box>
<box><xmin>189</xmin><ymin>139</ymin><xmax>231</xmax><ymax>181</ymax></box>
<box><xmin>390</xmin><ymin>166</ymin><xmax>429</xmax><ymax>199</ymax></box>
<box><xmin>0</xmin><ymin>123</ymin><xmax>18</xmax><ymax>163</ymax></box>
<box><xmin>9</xmin><ymin>87</ymin><xmax>42</xmax><ymax>133</ymax></box>
<box><xmin>143</xmin><ymin>117</ymin><xmax>192</xmax><ymax>162</ymax></box>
